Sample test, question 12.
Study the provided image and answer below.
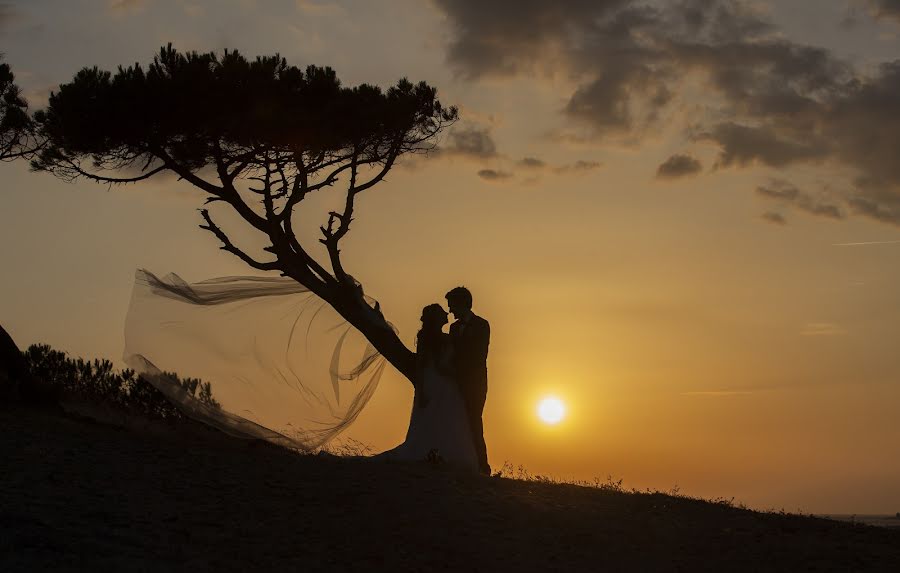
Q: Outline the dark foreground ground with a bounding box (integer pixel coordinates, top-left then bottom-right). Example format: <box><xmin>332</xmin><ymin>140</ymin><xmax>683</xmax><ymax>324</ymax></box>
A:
<box><xmin>2</xmin><ymin>406</ymin><xmax>899</xmax><ymax>572</ymax></box>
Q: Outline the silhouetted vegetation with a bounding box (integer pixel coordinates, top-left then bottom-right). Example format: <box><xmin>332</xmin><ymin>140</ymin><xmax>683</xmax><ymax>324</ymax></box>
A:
<box><xmin>30</xmin><ymin>45</ymin><xmax>458</xmax><ymax>386</ymax></box>
<box><xmin>0</xmin><ymin>56</ymin><xmax>37</xmax><ymax>160</ymax></box>
<box><xmin>22</xmin><ymin>344</ymin><xmax>219</xmax><ymax>420</ymax></box>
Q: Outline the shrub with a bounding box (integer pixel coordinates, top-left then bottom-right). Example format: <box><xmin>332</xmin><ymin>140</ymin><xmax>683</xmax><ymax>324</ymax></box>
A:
<box><xmin>22</xmin><ymin>343</ymin><xmax>219</xmax><ymax>420</ymax></box>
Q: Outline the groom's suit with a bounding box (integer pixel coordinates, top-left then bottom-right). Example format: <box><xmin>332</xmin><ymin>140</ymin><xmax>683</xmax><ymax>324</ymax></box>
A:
<box><xmin>450</xmin><ymin>313</ymin><xmax>490</xmax><ymax>474</ymax></box>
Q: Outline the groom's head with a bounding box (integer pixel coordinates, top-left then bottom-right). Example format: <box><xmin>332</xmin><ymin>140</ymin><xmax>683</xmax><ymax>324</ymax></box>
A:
<box><xmin>445</xmin><ymin>286</ymin><xmax>473</xmax><ymax>319</ymax></box>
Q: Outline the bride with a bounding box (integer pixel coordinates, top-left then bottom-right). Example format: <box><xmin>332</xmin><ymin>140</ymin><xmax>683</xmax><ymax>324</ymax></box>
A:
<box><xmin>375</xmin><ymin>304</ymin><xmax>478</xmax><ymax>471</ymax></box>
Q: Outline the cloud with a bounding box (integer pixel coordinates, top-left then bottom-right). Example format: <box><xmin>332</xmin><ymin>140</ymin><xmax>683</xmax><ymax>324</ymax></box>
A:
<box><xmin>296</xmin><ymin>0</ymin><xmax>345</xmax><ymax>15</ymax></box>
<box><xmin>552</xmin><ymin>160</ymin><xmax>602</xmax><ymax>175</ymax></box>
<box><xmin>656</xmin><ymin>154</ymin><xmax>702</xmax><ymax>179</ymax></box>
<box><xmin>439</xmin><ymin>125</ymin><xmax>498</xmax><ymax>159</ymax></box>
<box><xmin>183</xmin><ymin>3</ymin><xmax>204</xmax><ymax>17</ymax></box>
<box><xmin>0</xmin><ymin>2</ymin><xmax>18</xmax><ymax>28</ymax></box>
<box><xmin>434</xmin><ymin>0</ymin><xmax>782</xmax><ymax>137</ymax></box>
<box><xmin>514</xmin><ymin>157</ymin><xmax>602</xmax><ymax>180</ymax></box>
<box><xmin>517</xmin><ymin>157</ymin><xmax>546</xmax><ymax>169</ymax></box>
<box><xmin>682</xmin><ymin>390</ymin><xmax>754</xmax><ymax>397</ymax></box>
<box><xmin>477</xmin><ymin>169</ymin><xmax>512</xmax><ymax>182</ymax></box>
<box><xmin>867</xmin><ymin>0</ymin><xmax>900</xmax><ymax>22</ymax></box>
<box><xmin>570</xmin><ymin>160</ymin><xmax>601</xmax><ymax>171</ymax></box>
<box><xmin>761</xmin><ymin>211</ymin><xmax>787</xmax><ymax>225</ymax></box>
<box><xmin>434</xmin><ymin>0</ymin><xmax>627</xmax><ymax>78</ymax></box>
<box><xmin>833</xmin><ymin>239</ymin><xmax>900</xmax><ymax>246</ymax></box>
<box><xmin>108</xmin><ymin>0</ymin><xmax>148</xmax><ymax>12</ymax></box>
<box><xmin>755</xmin><ymin>180</ymin><xmax>801</xmax><ymax>201</ymax></box>
<box><xmin>699</xmin><ymin>123</ymin><xmax>829</xmax><ymax>169</ymax></box>
<box><xmin>800</xmin><ymin>322</ymin><xmax>846</xmax><ymax>336</ymax></box>
<box><xmin>847</xmin><ymin>196</ymin><xmax>900</xmax><ymax>225</ymax></box>
<box><xmin>483</xmin><ymin>155</ymin><xmax>601</xmax><ymax>181</ymax></box>
<box><xmin>755</xmin><ymin>180</ymin><xmax>844</xmax><ymax>221</ymax></box>
<box><xmin>433</xmin><ymin>0</ymin><xmax>900</xmax><ymax>226</ymax></box>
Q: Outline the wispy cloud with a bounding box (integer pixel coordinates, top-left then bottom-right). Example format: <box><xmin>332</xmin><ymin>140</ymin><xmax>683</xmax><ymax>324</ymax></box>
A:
<box><xmin>761</xmin><ymin>211</ymin><xmax>787</xmax><ymax>225</ymax></box>
<box><xmin>552</xmin><ymin>159</ymin><xmax>601</xmax><ymax>175</ymax></box>
<box><xmin>296</xmin><ymin>0</ymin><xmax>345</xmax><ymax>15</ymax></box>
<box><xmin>756</xmin><ymin>180</ymin><xmax>844</xmax><ymax>221</ymax></box>
<box><xmin>800</xmin><ymin>322</ymin><xmax>846</xmax><ymax>336</ymax></box>
<box><xmin>108</xmin><ymin>0</ymin><xmax>148</xmax><ymax>13</ymax></box>
<box><xmin>682</xmin><ymin>390</ymin><xmax>754</xmax><ymax>397</ymax></box>
<box><xmin>517</xmin><ymin>156</ymin><xmax>546</xmax><ymax>169</ymax></box>
<box><xmin>477</xmin><ymin>169</ymin><xmax>512</xmax><ymax>182</ymax></box>
<box><xmin>833</xmin><ymin>239</ymin><xmax>900</xmax><ymax>246</ymax></box>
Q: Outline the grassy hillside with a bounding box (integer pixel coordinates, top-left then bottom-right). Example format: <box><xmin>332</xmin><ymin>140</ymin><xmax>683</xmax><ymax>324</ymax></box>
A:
<box><xmin>2</xmin><ymin>406</ymin><xmax>899</xmax><ymax>572</ymax></box>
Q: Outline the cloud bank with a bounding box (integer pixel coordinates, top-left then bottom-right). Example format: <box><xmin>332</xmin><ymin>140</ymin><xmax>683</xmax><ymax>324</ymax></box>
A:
<box><xmin>433</xmin><ymin>0</ymin><xmax>900</xmax><ymax>225</ymax></box>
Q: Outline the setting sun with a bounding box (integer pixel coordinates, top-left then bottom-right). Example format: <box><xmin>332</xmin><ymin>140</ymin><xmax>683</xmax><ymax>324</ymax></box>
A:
<box><xmin>537</xmin><ymin>397</ymin><xmax>566</xmax><ymax>425</ymax></box>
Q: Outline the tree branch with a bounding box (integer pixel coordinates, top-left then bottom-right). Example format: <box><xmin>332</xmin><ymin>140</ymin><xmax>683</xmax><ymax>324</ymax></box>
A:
<box><xmin>352</xmin><ymin>141</ymin><xmax>402</xmax><ymax>194</ymax></box>
<box><xmin>318</xmin><ymin>149</ymin><xmax>361</xmax><ymax>282</ymax></box>
<box><xmin>199</xmin><ymin>208</ymin><xmax>280</xmax><ymax>271</ymax></box>
<box><xmin>58</xmin><ymin>156</ymin><xmax>167</xmax><ymax>183</ymax></box>
<box><xmin>154</xmin><ymin>145</ymin><xmax>271</xmax><ymax>234</ymax></box>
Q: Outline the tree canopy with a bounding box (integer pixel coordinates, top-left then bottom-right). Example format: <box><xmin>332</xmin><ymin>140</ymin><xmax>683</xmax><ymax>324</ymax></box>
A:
<box><xmin>0</xmin><ymin>56</ymin><xmax>35</xmax><ymax>160</ymax></box>
<box><xmin>34</xmin><ymin>45</ymin><xmax>456</xmax><ymax>182</ymax></box>
<box><xmin>32</xmin><ymin>45</ymin><xmax>459</xmax><ymax>383</ymax></box>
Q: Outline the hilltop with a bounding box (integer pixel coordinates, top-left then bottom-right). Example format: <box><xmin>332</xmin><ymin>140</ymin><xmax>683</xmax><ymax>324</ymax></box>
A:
<box><xmin>2</xmin><ymin>405</ymin><xmax>899</xmax><ymax>572</ymax></box>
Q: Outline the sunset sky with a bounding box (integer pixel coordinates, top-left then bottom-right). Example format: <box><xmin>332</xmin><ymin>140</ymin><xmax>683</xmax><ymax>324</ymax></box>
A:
<box><xmin>2</xmin><ymin>0</ymin><xmax>900</xmax><ymax>514</ymax></box>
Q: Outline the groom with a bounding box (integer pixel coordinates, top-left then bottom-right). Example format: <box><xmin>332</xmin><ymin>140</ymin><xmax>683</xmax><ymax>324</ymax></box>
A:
<box><xmin>446</xmin><ymin>286</ymin><xmax>491</xmax><ymax>475</ymax></box>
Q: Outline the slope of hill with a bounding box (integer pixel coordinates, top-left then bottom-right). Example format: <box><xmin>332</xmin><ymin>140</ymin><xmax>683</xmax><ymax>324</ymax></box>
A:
<box><xmin>2</xmin><ymin>406</ymin><xmax>899</xmax><ymax>572</ymax></box>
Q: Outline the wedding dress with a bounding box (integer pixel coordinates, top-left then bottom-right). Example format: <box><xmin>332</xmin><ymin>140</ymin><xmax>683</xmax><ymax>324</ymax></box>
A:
<box><xmin>376</xmin><ymin>336</ymin><xmax>479</xmax><ymax>472</ymax></box>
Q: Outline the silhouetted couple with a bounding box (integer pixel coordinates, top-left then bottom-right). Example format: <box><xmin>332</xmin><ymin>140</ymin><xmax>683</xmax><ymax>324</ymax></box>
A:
<box><xmin>378</xmin><ymin>287</ymin><xmax>491</xmax><ymax>475</ymax></box>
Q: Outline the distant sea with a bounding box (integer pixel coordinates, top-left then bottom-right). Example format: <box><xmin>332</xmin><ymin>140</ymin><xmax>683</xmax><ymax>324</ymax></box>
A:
<box><xmin>817</xmin><ymin>515</ymin><xmax>900</xmax><ymax>528</ymax></box>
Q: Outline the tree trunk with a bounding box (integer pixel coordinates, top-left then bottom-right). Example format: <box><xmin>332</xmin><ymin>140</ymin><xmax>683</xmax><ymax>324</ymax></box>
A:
<box><xmin>328</xmin><ymin>290</ymin><xmax>417</xmax><ymax>386</ymax></box>
<box><xmin>280</xmin><ymin>264</ymin><xmax>417</xmax><ymax>387</ymax></box>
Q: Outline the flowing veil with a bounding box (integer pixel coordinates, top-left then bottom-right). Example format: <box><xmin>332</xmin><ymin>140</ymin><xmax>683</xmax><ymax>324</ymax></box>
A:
<box><xmin>124</xmin><ymin>269</ymin><xmax>391</xmax><ymax>451</ymax></box>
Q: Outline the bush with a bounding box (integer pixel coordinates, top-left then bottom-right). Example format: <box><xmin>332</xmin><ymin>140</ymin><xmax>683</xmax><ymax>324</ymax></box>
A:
<box><xmin>22</xmin><ymin>344</ymin><xmax>219</xmax><ymax>420</ymax></box>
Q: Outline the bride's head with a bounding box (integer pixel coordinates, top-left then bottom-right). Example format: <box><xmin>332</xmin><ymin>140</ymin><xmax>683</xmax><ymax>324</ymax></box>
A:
<box><xmin>417</xmin><ymin>303</ymin><xmax>447</xmax><ymax>351</ymax></box>
<box><xmin>420</xmin><ymin>303</ymin><xmax>448</xmax><ymax>330</ymax></box>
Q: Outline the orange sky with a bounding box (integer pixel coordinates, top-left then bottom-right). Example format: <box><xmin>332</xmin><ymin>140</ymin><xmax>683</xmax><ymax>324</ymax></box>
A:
<box><xmin>2</xmin><ymin>0</ymin><xmax>900</xmax><ymax>513</ymax></box>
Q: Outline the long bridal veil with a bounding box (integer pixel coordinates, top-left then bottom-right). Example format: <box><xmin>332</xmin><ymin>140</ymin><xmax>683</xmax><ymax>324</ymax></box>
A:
<box><xmin>124</xmin><ymin>269</ymin><xmax>390</xmax><ymax>450</ymax></box>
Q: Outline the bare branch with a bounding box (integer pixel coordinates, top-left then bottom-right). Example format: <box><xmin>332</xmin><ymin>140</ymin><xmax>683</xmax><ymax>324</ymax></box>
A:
<box><xmin>272</xmin><ymin>160</ymin><xmax>290</xmax><ymax>199</ymax></box>
<box><xmin>223</xmin><ymin>147</ymin><xmax>260</xmax><ymax>182</ymax></box>
<box><xmin>351</xmin><ymin>140</ymin><xmax>402</xmax><ymax>194</ymax></box>
<box><xmin>155</xmin><ymin>145</ymin><xmax>270</xmax><ymax>233</ymax></box>
<box><xmin>199</xmin><ymin>208</ymin><xmax>280</xmax><ymax>272</ymax></box>
<box><xmin>318</xmin><ymin>151</ymin><xmax>361</xmax><ymax>282</ymax></box>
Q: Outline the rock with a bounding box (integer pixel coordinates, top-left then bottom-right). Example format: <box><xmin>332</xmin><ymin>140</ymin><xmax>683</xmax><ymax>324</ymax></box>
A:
<box><xmin>0</xmin><ymin>324</ymin><xmax>26</xmax><ymax>398</ymax></box>
<box><xmin>0</xmin><ymin>324</ymin><xmax>57</xmax><ymax>405</ymax></box>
